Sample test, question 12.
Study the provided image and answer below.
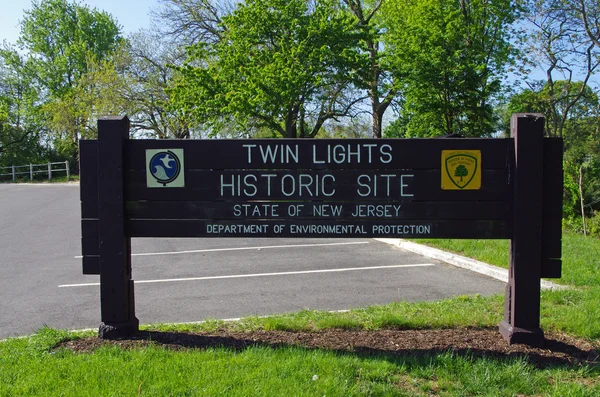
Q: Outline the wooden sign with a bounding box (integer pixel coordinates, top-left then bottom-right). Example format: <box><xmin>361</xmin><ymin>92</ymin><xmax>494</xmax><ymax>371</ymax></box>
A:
<box><xmin>79</xmin><ymin>114</ymin><xmax>563</xmax><ymax>347</ymax></box>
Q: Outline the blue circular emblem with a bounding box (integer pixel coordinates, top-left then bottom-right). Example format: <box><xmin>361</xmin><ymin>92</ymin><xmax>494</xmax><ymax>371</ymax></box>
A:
<box><xmin>149</xmin><ymin>151</ymin><xmax>181</xmax><ymax>186</ymax></box>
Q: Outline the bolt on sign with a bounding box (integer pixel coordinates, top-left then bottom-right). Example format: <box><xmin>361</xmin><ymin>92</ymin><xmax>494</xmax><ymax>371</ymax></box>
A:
<box><xmin>79</xmin><ymin>114</ymin><xmax>563</xmax><ymax>347</ymax></box>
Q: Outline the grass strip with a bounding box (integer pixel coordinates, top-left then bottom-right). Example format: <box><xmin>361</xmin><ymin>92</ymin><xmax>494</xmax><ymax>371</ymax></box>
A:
<box><xmin>1</xmin><ymin>326</ymin><xmax>598</xmax><ymax>397</ymax></box>
<box><xmin>415</xmin><ymin>232</ymin><xmax>600</xmax><ymax>339</ymax></box>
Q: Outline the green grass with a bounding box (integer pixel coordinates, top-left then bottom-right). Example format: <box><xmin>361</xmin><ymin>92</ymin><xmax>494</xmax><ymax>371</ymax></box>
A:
<box><xmin>1</xmin><ymin>328</ymin><xmax>598</xmax><ymax>397</ymax></box>
<box><xmin>1</xmin><ymin>231</ymin><xmax>599</xmax><ymax>396</ymax></box>
<box><xmin>416</xmin><ymin>238</ymin><xmax>510</xmax><ymax>269</ymax></box>
<box><xmin>417</xmin><ymin>232</ymin><xmax>600</xmax><ymax>339</ymax></box>
<box><xmin>147</xmin><ymin>294</ymin><xmax>504</xmax><ymax>335</ymax></box>
<box><xmin>0</xmin><ymin>175</ymin><xmax>78</xmax><ymax>184</ymax></box>
<box><xmin>417</xmin><ymin>233</ymin><xmax>600</xmax><ymax>288</ymax></box>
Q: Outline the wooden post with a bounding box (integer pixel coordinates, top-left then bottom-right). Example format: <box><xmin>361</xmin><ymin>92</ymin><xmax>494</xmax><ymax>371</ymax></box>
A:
<box><xmin>48</xmin><ymin>162</ymin><xmax>52</xmax><ymax>180</ymax></box>
<box><xmin>97</xmin><ymin>116</ymin><xmax>138</xmax><ymax>339</ymax></box>
<box><xmin>30</xmin><ymin>164</ymin><xmax>33</xmax><ymax>180</ymax></box>
<box><xmin>500</xmin><ymin>114</ymin><xmax>545</xmax><ymax>346</ymax></box>
<box><xmin>12</xmin><ymin>165</ymin><xmax>15</xmax><ymax>182</ymax></box>
<box><xmin>65</xmin><ymin>161</ymin><xmax>70</xmax><ymax>180</ymax></box>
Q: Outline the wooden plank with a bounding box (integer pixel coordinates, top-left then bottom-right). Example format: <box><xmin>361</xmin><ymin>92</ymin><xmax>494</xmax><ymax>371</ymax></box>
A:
<box><xmin>125</xmin><ymin>169</ymin><xmax>511</xmax><ymax>202</ymax></box>
<box><xmin>541</xmin><ymin>258</ymin><xmax>562</xmax><ymax>279</ymax></box>
<box><xmin>81</xmin><ymin>237</ymin><xmax>99</xmax><ymax>256</ymax></box>
<box><xmin>83</xmin><ymin>256</ymin><xmax>100</xmax><ymax>275</ymax></box>
<box><xmin>127</xmin><ymin>219</ymin><xmax>511</xmax><ymax>239</ymax></box>
<box><xmin>126</xmin><ymin>200</ymin><xmax>511</xmax><ymax>221</ymax></box>
<box><xmin>79</xmin><ymin>140</ymin><xmax>98</xmax><ymax>218</ymax></box>
<box><xmin>81</xmin><ymin>201</ymin><xmax>98</xmax><ymax>221</ymax></box>
<box><xmin>542</xmin><ymin>138</ymin><xmax>563</xmax><ymax>264</ymax></box>
<box><xmin>123</xmin><ymin>138</ymin><xmax>514</xmax><ymax>170</ymax></box>
<box><xmin>81</xmin><ymin>219</ymin><xmax>98</xmax><ymax>238</ymax></box>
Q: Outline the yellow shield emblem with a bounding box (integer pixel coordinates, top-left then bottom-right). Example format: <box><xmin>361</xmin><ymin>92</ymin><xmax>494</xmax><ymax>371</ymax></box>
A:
<box><xmin>441</xmin><ymin>150</ymin><xmax>481</xmax><ymax>190</ymax></box>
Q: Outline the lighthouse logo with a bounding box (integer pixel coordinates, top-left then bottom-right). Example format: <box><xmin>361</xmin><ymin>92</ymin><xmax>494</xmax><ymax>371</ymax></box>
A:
<box><xmin>146</xmin><ymin>149</ymin><xmax>185</xmax><ymax>188</ymax></box>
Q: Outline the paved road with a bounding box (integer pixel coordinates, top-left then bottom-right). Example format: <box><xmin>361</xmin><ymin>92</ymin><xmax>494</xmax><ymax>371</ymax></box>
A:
<box><xmin>0</xmin><ymin>183</ymin><xmax>504</xmax><ymax>339</ymax></box>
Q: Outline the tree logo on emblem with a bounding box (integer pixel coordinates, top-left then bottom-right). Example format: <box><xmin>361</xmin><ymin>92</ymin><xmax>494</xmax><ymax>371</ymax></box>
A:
<box><xmin>454</xmin><ymin>165</ymin><xmax>469</xmax><ymax>182</ymax></box>
<box><xmin>441</xmin><ymin>150</ymin><xmax>481</xmax><ymax>190</ymax></box>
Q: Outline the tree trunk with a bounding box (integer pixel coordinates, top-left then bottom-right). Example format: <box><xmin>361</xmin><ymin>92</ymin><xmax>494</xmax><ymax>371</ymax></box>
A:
<box><xmin>372</xmin><ymin>101</ymin><xmax>382</xmax><ymax>139</ymax></box>
<box><xmin>285</xmin><ymin>107</ymin><xmax>299</xmax><ymax>138</ymax></box>
<box><xmin>580</xmin><ymin>166</ymin><xmax>587</xmax><ymax>236</ymax></box>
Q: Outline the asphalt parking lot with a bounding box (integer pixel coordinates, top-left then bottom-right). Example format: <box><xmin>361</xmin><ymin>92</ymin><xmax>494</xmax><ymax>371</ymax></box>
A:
<box><xmin>0</xmin><ymin>183</ymin><xmax>505</xmax><ymax>339</ymax></box>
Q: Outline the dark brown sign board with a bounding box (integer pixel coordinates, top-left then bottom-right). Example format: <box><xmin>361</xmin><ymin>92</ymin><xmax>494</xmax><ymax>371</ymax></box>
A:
<box><xmin>79</xmin><ymin>114</ymin><xmax>563</xmax><ymax>346</ymax></box>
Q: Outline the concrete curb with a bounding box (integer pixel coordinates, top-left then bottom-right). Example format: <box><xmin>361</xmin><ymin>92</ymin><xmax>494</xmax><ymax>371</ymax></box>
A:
<box><xmin>374</xmin><ymin>238</ymin><xmax>567</xmax><ymax>291</ymax></box>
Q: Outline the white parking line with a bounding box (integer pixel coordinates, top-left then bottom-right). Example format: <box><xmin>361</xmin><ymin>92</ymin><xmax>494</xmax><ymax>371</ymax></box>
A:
<box><xmin>74</xmin><ymin>241</ymin><xmax>370</xmax><ymax>259</ymax></box>
<box><xmin>59</xmin><ymin>263</ymin><xmax>435</xmax><ymax>288</ymax></box>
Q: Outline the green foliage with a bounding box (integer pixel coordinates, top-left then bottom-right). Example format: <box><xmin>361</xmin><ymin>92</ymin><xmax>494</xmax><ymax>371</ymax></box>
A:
<box><xmin>383</xmin><ymin>0</ymin><xmax>518</xmax><ymax>138</ymax></box>
<box><xmin>121</xmin><ymin>32</ymin><xmax>195</xmax><ymax>139</ymax></box>
<box><xmin>0</xmin><ymin>0</ymin><xmax>125</xmax><ymax>167</ymax></box>
<box><xmin>19</xmin><ymin>0</ymin><xmax>123</xmax><ymax>98</ymax></box>
<box><xmin>564</xmin><ymin>212</ymin><xmax>600</xmax><ymax>239</ymax></box>
<box><xmin>341</xmin><ymin>0</ymin><xmax>399</xmax><ymax>138</ymax></box>
<box><xmin>506</xmin><ymin>81</ymin><xmax>600</xmax><ymax>224</ymax></box>
<box><xmin>0</xmin><ymin>47</ymin><xmax>51</xmax><ymax>167</ymax></box>
<box><xmin>170</xmin><ymin>0</ymin><xmax>366</xmax><ymax>138</ymax></box>
<box><xmin>505</xmin><ymin>81</ymin><xmax>599</xmax><ymax>138</ymax></box>
<box><xmin>588</xmin><ymin>212</ymin><xmax>600</xmax><ymax>237</ymax></box>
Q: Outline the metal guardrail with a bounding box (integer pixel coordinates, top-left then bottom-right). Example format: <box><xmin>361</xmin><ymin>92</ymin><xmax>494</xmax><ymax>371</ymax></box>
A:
<box><xmin>0</xmin><ymin>161</ymin><xmax>70</xmax><ymax>182</ymax></box>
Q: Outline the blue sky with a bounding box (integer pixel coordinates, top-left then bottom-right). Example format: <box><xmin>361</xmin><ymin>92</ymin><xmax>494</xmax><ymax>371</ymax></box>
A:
<box><xmin>0</xmin><ymin>0</ymin><xmax>160</xmax><ymax>45</ymax></box>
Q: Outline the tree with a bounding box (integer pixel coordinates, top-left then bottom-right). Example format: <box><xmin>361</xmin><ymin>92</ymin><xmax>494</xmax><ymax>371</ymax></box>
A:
<box><xmin>13</xmin><ymin>0</ymin><xmax>124</xmax><ymax>163</ymax></box>
<box><xmin>505</xmin><ymin>80</ymin><xmax>598</xmax><ymax>137</ymax></box>
<box><xmin>507</xmin><ymin>80</ymin><xmax>600</xmax><ymax>222</ymax></box>
<box><xmin>19</xmin><ymin>0</ymin><xmax>123</xmax><ymax>98</ymax></box>
<box><xmin>0</xmin><ymin>47</ymin><xmax>49</xmax><ymax>167</ymax></box>
<box><xmin>120</xmin><ymin>31</ymin><xmax>197</xmax><ymax>139</ymax></box>
<box><xmin>152</xmin><ymin>0</ymin><xmax>235</xmax><ymax>46</ymax></box>
<box><xmin>558</xmin><ymin>0</ymin><xmax>600</xmax><ymax>51</ymax></box>
<box><xmin>342</xmin><ymin>0</ymin><xmax>397</xmax><ymax>138</ymax></box>
<box><xmin>382</xmin><ymin>0</ymin><xmax>518</xmax><ymax>138</ymax></box>
<box><xmin>521</xmin><ymin>0</ymin><xmax>600</xmax><ymax>137</ymax></box>
<box><xmin>42</xmin><ymin>52</ymin><xmax>129</xmax><ymax>149</ymax></box>
<box><xmin>170</xmin><ymin>0</ymin><xmax>366</xmax><ymax>138</ymax></box>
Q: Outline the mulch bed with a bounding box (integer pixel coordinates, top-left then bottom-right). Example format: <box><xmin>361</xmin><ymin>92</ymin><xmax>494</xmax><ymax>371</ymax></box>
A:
<box><xmin>58</xmin><ymin>327</ymin><xmax>600</xmax><ymax>368</ymax></box>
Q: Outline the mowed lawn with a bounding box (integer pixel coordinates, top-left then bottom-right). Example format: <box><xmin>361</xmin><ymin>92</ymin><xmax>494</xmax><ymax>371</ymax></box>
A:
<box><xmin>1</xmin><ymin>231</ymin><xmax>599</xmax><ymax>396</ymax></box>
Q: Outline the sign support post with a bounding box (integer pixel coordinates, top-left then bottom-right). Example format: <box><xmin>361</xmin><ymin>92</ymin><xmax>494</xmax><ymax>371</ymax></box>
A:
<box><xmin>97</xmin><ymin>116</ymin><xmax>139</xmax><ymax>338</ymax></box>
<box><xmin>499</xmin><ymin>114</ymin><xmax>546</xmax><ymax>346</ymax></box>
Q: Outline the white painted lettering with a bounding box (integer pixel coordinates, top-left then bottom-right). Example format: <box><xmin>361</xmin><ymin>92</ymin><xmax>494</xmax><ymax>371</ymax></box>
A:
<box><xmin>357</xmin><ymin>174</ymin><xmax>371</xmax><ymax>197</ymax></box>
<box><xmin>312</xmin><ymin>146</ymin><xmax>326</xmax><ymax>164</ymax></box>
<box><xmin>243</xmin><ymin>174</ymin><xmax>257</xmax><ymax>196</ymax></box>
<box><xmin>260</xmin><ymin>145</ymin><xmax>279</xmax><ymax>163</ymax></box>
<box><xmin>333</xmin><ymin>145</ymin><xmax>346</xmax><ymax>164</ymax></box>
<box><xmin>261</xmin><ymin>174</ymin><xmax>276</xmax><ymax>196</ymax></box>
<box><xmin>380</xmin><ymin>144</ymin><xmax>392</xmax><ymax>163</ymax></box>
<box><xmin>313</xmin><ymin>204</ymin><xmax>343</xmax><ymax>217</ymax></box>
<box><xmin>221</xmin><ymin>174</ymin><xmax>238</xmax><ymax>196</ymax></box>
<box><xmin>400</xmin><ymin>174</ymin><xmax>414</xmax><ymax>197</ymax></box>
<box><xmin>243</xmin><ymin>144</ymin><xmax>256</xmax><ymax>163</ymax></box>
<box><xmin>381</xmin><ymin>174</ymin><xmax>396</xmax><ymax>196</ymax></box>
<box><xmin>364</xmin><ymin>144</ymin><xmax>377</xmax><ymax>163</ymax></box>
